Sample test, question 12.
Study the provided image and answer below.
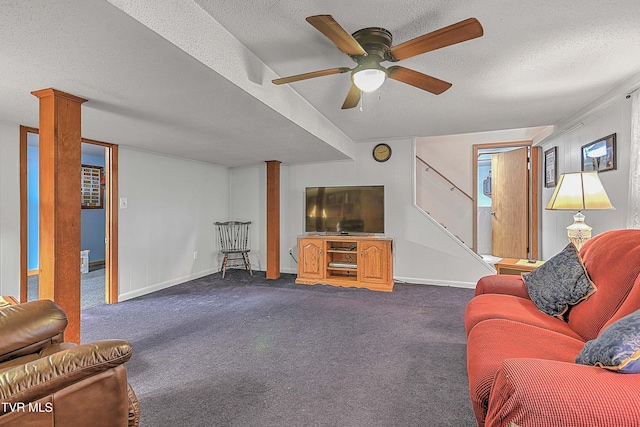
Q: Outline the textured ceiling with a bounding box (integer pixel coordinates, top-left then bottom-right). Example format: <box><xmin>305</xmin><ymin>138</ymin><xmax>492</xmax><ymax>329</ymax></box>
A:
<box><xmin>1</xmin><ymin>0</ymin><xmax>640</xmax><ymax>167</ymax></box>
<box><xmin>198</xmin><ymin>0</ymin><xmax>640</xmax><ymax>140</ymax></box>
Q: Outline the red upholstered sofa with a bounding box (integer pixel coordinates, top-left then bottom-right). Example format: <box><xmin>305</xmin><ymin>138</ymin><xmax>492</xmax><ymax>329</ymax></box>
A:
<box><xmin>465</xmin><ymin>229</ymin><xmax>640</xmax><ymax>427</ymax></box>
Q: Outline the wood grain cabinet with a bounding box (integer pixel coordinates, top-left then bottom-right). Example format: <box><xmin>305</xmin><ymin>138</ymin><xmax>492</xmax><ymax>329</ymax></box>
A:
<box><xmin>359</xmin><ymin>240</ymin><xmax>391</xmax><ymax>285</ymax></box>
<box><xmin>296</xmin><ymin>235</ymin><xmax>393</xmax><ymax>292</ymax></box>
<box><xmin>298</xmin><ymin>238</ymin><xmax>324</xmax><ymax>280</ymax></box>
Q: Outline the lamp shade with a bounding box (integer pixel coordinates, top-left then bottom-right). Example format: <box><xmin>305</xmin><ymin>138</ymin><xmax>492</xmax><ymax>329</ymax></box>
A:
<box><xmin>546</xmin><ymin>172</ymin><xmax>614</xmax><ymax>210</ymax></box>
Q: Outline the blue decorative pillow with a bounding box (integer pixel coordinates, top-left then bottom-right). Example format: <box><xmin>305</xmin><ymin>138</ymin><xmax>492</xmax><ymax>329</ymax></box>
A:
<box><xmin>522</xmin><ymin>243</ymin><xmax>596</xmax><ymax>317</ymax></box>
<box><xmin>576</xmin><ymin>309</ymin><xmax>640</xmax><ymax>373</ymax></box>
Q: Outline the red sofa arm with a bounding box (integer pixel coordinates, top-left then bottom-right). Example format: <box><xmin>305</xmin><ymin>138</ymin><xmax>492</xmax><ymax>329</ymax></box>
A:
<box><xmin>486</xmin><ymin>358</ymin><xmax>640</xmax><ymax>427</ymax></box>
<box><xmin>475</xmin><ymin>275</ymin><xmax>530</xmax><ymax>299</ymax></box>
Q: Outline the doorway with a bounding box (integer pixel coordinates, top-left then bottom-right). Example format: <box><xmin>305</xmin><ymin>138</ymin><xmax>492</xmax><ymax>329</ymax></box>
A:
<box><xmin>473</xmin><ymin>141</ymin><xmax>540</xmax><ymax>261</ymax></box>
<box><xmin>19</xmin><ymin>126</ymin><xmax>119</xmax><ymax>306</ymax></box>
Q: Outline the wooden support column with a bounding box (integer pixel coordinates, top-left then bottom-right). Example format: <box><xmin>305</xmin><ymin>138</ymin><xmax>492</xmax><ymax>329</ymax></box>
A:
<box><xmin>32</xmin><ymin>88</ymin><xmax>87</xmax><ymax>344</ymax></box>
<box><xmin>266</xmin><ymin>161</ymin><xmax>281</xmax><ymax>279</ymax></box>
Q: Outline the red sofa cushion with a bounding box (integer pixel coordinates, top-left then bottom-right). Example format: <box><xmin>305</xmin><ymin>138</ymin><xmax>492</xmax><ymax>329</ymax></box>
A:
<box><xmin>567</xmin><ymin>229</ymin><xmax>640</xmax><ymax>341</ymax></box>
<box><xmin>601</xmin><ymin>275</ymin><xmax>640</xmax><ymax>331</ymax></box>
<box><xmin>464</xmin><ymin>294</ymin><xmax>583</xmax><ymax>339</ymax></box>
<box><xmin>486</xmin><ymin>358</ymin><xmax>640</xmax><ymax>427</ymax></box>
<box><xmin>466</xmin><ymin>319</ymin><xmax>585</xmax><ymax>426</ymax></box>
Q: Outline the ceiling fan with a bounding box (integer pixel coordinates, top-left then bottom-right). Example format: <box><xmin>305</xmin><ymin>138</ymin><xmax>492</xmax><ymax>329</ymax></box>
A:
<box><xmin>272</xmin><ymin>15</ymin><xmax>483</xmax><ymax>109</ymax></box>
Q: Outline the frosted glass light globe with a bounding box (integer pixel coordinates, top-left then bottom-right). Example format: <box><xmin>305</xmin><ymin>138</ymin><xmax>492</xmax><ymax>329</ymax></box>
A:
<box><xmin>352</xmin><ymin>69</ymin><xmax>386</xmax><ymax>92</ymax></box>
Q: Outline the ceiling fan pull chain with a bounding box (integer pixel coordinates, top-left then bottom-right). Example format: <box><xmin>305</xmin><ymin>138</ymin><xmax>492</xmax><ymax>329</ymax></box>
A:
<box><xmin>359</xmin><ymin>92</ymin><xmax>364</xmax><ymax>112</ymax></box>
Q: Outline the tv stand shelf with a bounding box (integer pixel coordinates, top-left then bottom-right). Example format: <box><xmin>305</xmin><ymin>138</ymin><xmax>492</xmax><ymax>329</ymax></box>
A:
<box><xmin>296</xmin><ymin>235</ymin><xmax>393</xmax><ymax>292</ymax></box>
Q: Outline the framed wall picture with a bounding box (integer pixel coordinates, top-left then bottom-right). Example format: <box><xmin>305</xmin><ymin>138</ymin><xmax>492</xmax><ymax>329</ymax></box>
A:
<box><xmin>581</xmin><ymin>133</ymin><xmax>616</xmax><ymax>173</ymax></box>
<box><xmin>544</xmin><ymin>146</ymin><xmax>558</xmax><ymax>188</ymax></box>
<box><xmin>81</xmin><ymin>164</ymin><xmax>104</xmax><ymax>209</ymax></box>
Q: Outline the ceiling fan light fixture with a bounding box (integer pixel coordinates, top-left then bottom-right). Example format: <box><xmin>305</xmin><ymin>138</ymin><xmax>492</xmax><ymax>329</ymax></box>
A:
<box><xmin>352</xmin><ymin>68</ymin><xmax>386</xmax><ymax>92</ymax></box>
<box><xmin>273</xmin><ymin>15</ymin><xmax>484</xmax><ymax>109</ymax></box>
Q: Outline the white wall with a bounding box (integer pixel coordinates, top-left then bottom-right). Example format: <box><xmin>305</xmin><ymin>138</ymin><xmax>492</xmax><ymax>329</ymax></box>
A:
<box><xmin>415</xmin><ymin>126</ymin><xmax>552</xmax><ymax>196</ymax></box>
<box><xmin>415</xmin><ymin>158</ymin><xmax>474</xmax><ymax>247</ymax></box>
<box><xmin>2</xmin><ymin>92</ymin><xmax>633</xmax><ymax>301</ymax></box>
<box><xmin>231</xmin><ymin>138</ymin><xmax>494</xmax><ymax>288</ymax></box>
<box><xmin>412</xmin><ymin>109</ymin><xmax>634</xmax><ymax>262</ymax></box>
<box><xmin>415</xmin><ymin>126</ymin><xmax>552</xmax><ymax>256</ymax></box>
<box><xmin>0</xmin><ymin>127</ymin><xmax>231</xmax><ymax>301</ymax></box>
<box><xmin>0</xmin><ymin>121</ymin><xmax>20</xmax><ymax>297</ymax></box>
<box><xmin>228</xmin><ymin>165</ymin><xmax>266</xmax><ymax>271</ymax></box>
<box><xmin>117</xmin><ymin>147</ymin><xmax>229</xmax><ymax>300</ymax></box>
<box><xmin>226</xmin><ymin>163</ymin><xmax>286</xmax><ymax>275</ymax></box>
<box><xmin>538</xmin><ymin>96</ymin><xmax>633</xmax><ymax>258</ymax></box>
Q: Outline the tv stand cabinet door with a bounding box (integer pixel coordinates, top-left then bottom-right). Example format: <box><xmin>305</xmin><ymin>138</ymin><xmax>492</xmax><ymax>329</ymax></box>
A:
<box><xmin>358</xmin><ymin>241</ymin><xmax>392</xmax><ymax>287</ymax></box>
<box><xmin>298</xmin><ymin>238</ymin><xmax>324</xmax><ymax>280</ymax></box>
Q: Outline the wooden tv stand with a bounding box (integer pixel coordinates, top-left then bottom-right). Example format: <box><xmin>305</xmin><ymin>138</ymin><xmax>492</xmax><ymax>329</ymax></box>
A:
<box><xmin>296</xmin><ymin>235</ymin><xmax>393</xmax><ymax>292</ymax></box>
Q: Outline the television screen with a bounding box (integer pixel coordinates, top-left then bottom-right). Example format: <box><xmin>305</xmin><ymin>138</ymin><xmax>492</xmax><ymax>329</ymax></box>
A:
<box><xmin>305</xmin><ymin>185</ymin><xmax>384</xmax><ymax>234</ymax></box>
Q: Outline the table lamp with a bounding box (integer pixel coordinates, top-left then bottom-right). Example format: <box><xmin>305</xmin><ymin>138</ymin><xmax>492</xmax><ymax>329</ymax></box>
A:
<box><xmin>545</xmin><ymin>172</ymin><xmax>614</xmax><ymax>249</ymax></box>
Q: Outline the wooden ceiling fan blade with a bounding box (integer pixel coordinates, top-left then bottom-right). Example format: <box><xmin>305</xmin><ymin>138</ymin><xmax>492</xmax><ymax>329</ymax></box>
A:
<box><xmin>306</xmin><ymin>15</ymin><xmax>367</xmax><ymax>56</ymax></box>
<box><xmin>272</xmin><ymin>67</ymin><xmax>351</xmax><ymax>85</ymax></box>
<box><xmin>387</xmin><ymin>66</ymin><xmax>452</xmax><ymax>95</ymax></box>
<box><xmin>389</xmin><ymin>18</ymin><xmax>483</xmax><ymax>61</ymax></box>
<box><xmin>341</xmin><ymin>84</ymin><xmax>361</xmax><ymax>109</ymax></box>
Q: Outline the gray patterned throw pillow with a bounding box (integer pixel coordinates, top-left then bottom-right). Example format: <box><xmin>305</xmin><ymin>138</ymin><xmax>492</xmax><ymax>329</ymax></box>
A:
<box><xmin>576</xmin><ymin>309</ymin><xmax>640</xmax><ymax>373</ymax></box>
<box><xmin>523</xmin><ymin>243</ymin><xmax>596</xmax><ymax>317</ymax></box>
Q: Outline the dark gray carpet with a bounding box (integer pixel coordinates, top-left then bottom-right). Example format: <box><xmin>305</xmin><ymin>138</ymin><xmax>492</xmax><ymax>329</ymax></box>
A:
<box><xmin>81</xmin><ymin>269</ymin><xmax>476</xmax><ymax>427</ymax></box>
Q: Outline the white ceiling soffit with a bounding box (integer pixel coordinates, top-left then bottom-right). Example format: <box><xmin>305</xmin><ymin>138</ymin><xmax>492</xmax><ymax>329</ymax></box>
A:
<box><xmin>104</xmin><ymin>0</ymin><xmax>355</xmax><ymax>165</ymax></box>
<box><xmin>0</xmin><ymin>0</ymin><xmax>353</xmax><ymax>167</ymax></box>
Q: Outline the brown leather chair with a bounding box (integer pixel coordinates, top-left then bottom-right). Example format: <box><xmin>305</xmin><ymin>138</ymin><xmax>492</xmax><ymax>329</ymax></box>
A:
<box><xmin>0</xmin><ymin>299</ymin><xmax>140</xmax><ymax>426</ymax></box>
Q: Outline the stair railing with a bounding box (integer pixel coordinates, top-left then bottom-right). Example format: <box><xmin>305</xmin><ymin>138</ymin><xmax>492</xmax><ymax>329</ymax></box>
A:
<box><xmin>415</xmin><ymin>155</ymin><xmax>473</xmax><ymax>246</ymax></box>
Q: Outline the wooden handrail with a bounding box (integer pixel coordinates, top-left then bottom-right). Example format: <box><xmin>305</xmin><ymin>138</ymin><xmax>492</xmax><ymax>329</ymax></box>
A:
<box><xmin>416</xmin><ymin>155</ymin><xmax>473</xmax><ymax>201</ymax></box>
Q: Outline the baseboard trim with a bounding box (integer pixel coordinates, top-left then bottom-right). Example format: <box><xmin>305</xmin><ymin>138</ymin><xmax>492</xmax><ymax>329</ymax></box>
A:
<box><xmin>117</xmin><ymin>269</ymin><xmax>477</xmax><ymax>302</ymax></box>
<box><xmin>118</xmin><ymin>268</ymin><xmax>218</xmax><ymax>302</ymax></box>
<box><xmin>393</xmin><ymin>276</ymin><xmax>476</xmax><ymax>289</ymax></box>
<box><xmin>280</xmin><ymin>270</ymin><xmax>477</xmax><ymax>289</ymax></box>
<box><xmin>28</xmin><ymin>259</ymin><xmax>105</xmax><ymax>276</ymax></box>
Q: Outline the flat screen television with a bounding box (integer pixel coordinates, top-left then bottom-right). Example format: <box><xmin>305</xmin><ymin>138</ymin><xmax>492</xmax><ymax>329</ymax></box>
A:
<box><xmin>305</xmin><ymin>185</ymin><xmax>385</xmax><ymax>234</ymax></box>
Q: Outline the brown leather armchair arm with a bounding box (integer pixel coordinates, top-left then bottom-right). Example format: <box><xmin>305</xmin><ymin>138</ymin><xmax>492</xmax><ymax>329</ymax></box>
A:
<box><xmin>0</xmin><ymin>339</ymin><xmax>132</xmax><ymax>413</ymax></box>
<box><xmin>0</xmin><ymin>299</ymin><xmax>68</xmax><ymax>363</ymax></box>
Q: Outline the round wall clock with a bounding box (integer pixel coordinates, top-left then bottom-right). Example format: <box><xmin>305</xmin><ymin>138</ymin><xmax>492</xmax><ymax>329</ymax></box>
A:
<box><xmin>372</xmin><ymin>143</ymin><xmax>392</xmax><ymax>162</ymax></box>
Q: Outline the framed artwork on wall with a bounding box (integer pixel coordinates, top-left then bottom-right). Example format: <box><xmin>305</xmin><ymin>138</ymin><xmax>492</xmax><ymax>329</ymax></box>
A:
<box><xmin>581</xmin><ymin>133</ymin><xmax>616</xmax><ymax>173</ymax></box>
<box><xmin>544</xmin><ymin>146</ymin><xmax>558</xmax><ymax>188</ymax></box>
<box><xmin>81</xmin><ymin>164</ymin><xmax>104</xmax><ymax>209</ymax></box>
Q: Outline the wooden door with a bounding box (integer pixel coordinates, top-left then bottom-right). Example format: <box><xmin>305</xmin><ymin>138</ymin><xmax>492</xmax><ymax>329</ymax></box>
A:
<box><xmin>297</xmin><ymin>238</ymin><xmax>324</xmax><ymax>280</ymax></box>
<box><xmin>359</xmin><ymin>241</ymin><xmax>390</xmax><ymax>285</ymax></box>
<box><xmin>491</xmin><ymin>147</ymin><xmax>529</xmax><ymax>258</ymax></box>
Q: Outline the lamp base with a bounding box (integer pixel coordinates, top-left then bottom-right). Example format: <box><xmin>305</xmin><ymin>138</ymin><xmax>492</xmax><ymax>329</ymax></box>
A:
<box><xmin>567</xmin><ymin>211</ymin><xmax>592</xmax><ymax>250</ymax></box>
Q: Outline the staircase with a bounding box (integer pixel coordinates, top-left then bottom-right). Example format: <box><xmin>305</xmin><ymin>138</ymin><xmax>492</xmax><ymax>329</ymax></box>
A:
<box><xmin>415</xmin><ymin>155</ymin><xmax>474</xmax><ymax>248</ymax></box>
